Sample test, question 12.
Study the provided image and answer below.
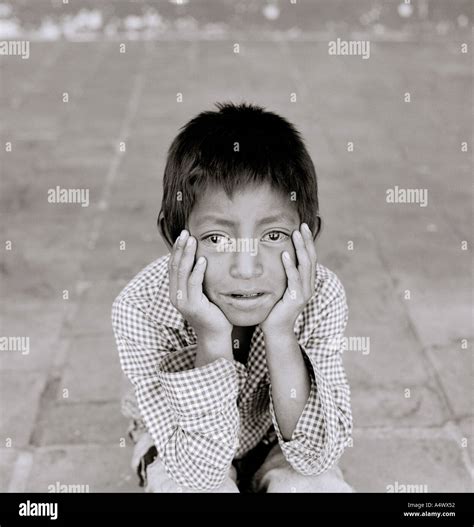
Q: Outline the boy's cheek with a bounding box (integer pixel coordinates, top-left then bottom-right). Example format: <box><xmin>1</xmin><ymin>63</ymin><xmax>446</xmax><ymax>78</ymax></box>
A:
<box><xmin>195</xmin><ymin>243</ymin><xmax>219</xmax><ymax>263</ymax></box>
<box><xmin>194</xmin><ymin>241</ymin><xmax>204</xmax><ymax>259</ymax></box>
<box><xmin>266</xmin><ymin>242</ymin><xmax>297</xmax><ymax>269</ymax></box>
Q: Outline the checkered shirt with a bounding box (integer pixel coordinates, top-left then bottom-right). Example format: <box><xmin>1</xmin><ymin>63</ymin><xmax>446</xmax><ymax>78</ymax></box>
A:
<box><xmin>111</xmin><ymin>254</ymin><xmax>352</xmax><ymax>490</ymax></box>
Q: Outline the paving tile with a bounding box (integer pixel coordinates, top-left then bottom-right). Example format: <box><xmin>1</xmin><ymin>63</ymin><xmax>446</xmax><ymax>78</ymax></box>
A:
<box><xmin>320</xmin><ymin>229</ymin><xmax>432</xmax><ymax>385</ymax></box>
<box><xmin>339</xmin><ymin>431</ymin><xmax>473</xmax><ymax>493</ymax></box>
<box><xmin>26</xmin><ymin>445</ymin><xmax>141</xmax><ymax>492</ymax></box>
<box><xmin>0</xmin><ymin>372</ymin><xmax>46</xmax><ymax>448</ymax></box>
<box><xmin>0</xmin><ymin>303</ymin><xmax>65</xmax><ymax>372</ymax></box>
<box><xmin>64</xmin><ymin>280</ymin><xmax>126</xmax><ymax>336</ymax></box>
<box><xmin>60</xmin><ymin>335</ymin><xmax>123</xmax><ymax>403</ymax></box>
<box><xmin>2</xmin><ymin>217</ymin><xmax>90</xmax><ymax>303</ymax></box>
<box><xmin>427</xmin><ymin>345</ymin><xmax>474</xmax><ymax>418</ymax></box>
<box><xmin>33</xmin><ymin>402</ymin><xmax>129</xmax><ymax>446</ymax></box>
<box><xmin>0</xmin><ymin>448</ymin><xmax>19</xmax><ymax>492</ymax></box>
<box><xmin>458</xmin><ymin>417</ymin><xmax>474</xmax><ymax>463</ymax></box>
<box><xmin>80</xmin><ymin>236</ymin><xmax>162</xmax><ymax>282</ymax></box>
<box><xmin>351</xmin><ymin>383</ymin><xmax>449</xmax><ymax>428</ymax></box>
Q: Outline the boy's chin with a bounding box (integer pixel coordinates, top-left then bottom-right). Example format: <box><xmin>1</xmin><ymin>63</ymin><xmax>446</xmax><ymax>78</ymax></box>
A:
<box><xmin>218</xmin><ymin>305</ymin><xmax>271</xmax><ymax>327</ymax></box>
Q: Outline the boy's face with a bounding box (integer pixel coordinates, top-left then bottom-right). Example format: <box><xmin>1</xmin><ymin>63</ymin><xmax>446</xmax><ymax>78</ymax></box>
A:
<box><xmin>188</xmin><ymin>182</ymin><xmax>301</xmax><ymax>327</ymax></box>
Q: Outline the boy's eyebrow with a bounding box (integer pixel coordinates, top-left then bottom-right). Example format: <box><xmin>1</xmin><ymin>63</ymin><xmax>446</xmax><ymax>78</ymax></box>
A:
<box><xmin>196</xmin><ymin>213</ymin><xmax>296</xmax><ymax>228</ymax></box>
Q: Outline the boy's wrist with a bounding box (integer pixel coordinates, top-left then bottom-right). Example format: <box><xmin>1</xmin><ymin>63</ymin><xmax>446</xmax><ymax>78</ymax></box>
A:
<box><xmin>261</xmin><ymin>327</ymin><xmax>300</xmax><ymax>363</ymax></box>
<box><xmin>195</xmin><ymin>326</ymin><xmax>232</xmax><ymax>342</ymax></box>
<box><xmin>261</xmin><ymin>324</ymin><xmax>295</xmax><ymax>341</ymax></box>
<box><xmin>194</xmin><ymin>329</ymin><xmax>233</xmax><ymax>368</ymax></box>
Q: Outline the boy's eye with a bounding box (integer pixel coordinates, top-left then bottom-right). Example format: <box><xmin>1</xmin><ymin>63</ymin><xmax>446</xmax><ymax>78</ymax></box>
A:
<box><xmin>203</xmin><ymin>234</ymin><xmax>231</xmax><ymax>247</ymax></box>
<box><xmin>261</xmin><ymin>231</ymin><xmax>288</xmax><ymax>242</ymax></box>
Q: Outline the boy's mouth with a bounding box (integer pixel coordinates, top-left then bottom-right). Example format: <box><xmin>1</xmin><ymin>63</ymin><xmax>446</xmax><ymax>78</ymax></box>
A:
<box><xmin>221</xmin><ymin>291</ymin><xmax>269</xmax><ymax>310</ymax></box>
<box><xmin>226</xmin><ymin>291</ymin><xmax>265</xmax><ymax>298</ymax></box>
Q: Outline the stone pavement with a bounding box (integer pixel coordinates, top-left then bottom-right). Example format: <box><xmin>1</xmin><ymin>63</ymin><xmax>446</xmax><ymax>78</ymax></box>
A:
<box><xmin>0</xmin><ymin>36</ymin><xmax>472</xmax><ymax>492</ymax></box>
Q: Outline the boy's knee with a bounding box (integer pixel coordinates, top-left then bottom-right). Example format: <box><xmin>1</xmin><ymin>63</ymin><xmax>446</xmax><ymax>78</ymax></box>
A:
<box><xmin>263</xmin><ymin>465</ymin><xmax>355</xmax><ymax>493</ymax></box>
<box><xmin>145</xmin><ymin>457</ymin><xmax>239</xmax><ymax>493</ymax></box>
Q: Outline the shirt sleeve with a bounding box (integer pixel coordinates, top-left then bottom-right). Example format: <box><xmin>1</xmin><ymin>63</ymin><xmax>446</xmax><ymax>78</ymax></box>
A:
<box><xmin>111</xmin><ymin>296</ymin><xmax>240</xmax><ymax>490</ymax></box>
<box><xmin>268</xmin><ymin>272</ymin><xmax>353</xmax><ymax>475</ymax></box>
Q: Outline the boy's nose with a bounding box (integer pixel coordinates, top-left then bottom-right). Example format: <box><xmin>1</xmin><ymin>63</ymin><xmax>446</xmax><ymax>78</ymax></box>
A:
<box><xmin>229</xmin><ymin>250</ymin><xmax>263</xmax><ymax>279</ymax></box>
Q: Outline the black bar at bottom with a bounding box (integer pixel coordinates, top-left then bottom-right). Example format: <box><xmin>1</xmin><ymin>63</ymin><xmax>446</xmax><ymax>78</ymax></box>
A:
<box><xmin>0</xmin><ymin>492</ymin><xmax>472</xmax><ymax>526</ymax></box>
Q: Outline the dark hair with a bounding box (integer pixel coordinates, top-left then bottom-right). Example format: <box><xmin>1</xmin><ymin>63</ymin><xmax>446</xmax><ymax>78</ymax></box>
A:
<box><xmin>158</xmin><ymin>102</ymin><xmax>322</xmax><ymax>246</ymax></box>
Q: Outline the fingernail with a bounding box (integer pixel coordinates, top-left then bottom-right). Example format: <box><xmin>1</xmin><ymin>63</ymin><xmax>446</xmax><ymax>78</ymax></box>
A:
<box><xmin>283</xmin><ymin>251</ymin><xmax>290</xmax><ymax>260</ymax></box>
<box><xmin>187</xmin><ymin>237</ymin><xmax>195</xmax><ymax>246</ymax></box>
<box><xmin>302</xmin><ymin>223</ymin><xmax>310</xmax><ymax>233</ymax></box>
<box><xmin>197</xmin><ymin>256</ymin><xmax>205</xmax><ymax>265</ymax></box>
<box><xmin>294</xmin><ymin>231</ymin><xmax>302</xmax><ymax>240</ymax></box>
<box><xmin>180</xmin><ymin>230</ymin><xmax>188</xmax><ymax>240</ymax></box>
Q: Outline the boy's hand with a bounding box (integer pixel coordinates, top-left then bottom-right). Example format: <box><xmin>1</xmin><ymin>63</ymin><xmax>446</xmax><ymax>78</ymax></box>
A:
<box><xmin>261</xmin><ymin>223</ymin><xmax>317</xmax><ymax>336</ymax></box>
<box><xmin>168</xmin><ymin>230</ymin><xmax>232</xmax><ymax>339</ymax></box>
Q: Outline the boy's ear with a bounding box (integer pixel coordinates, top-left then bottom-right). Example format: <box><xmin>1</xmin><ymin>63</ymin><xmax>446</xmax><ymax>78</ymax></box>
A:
<box><xmin>313</xmin><ymin>215</ymin><xmax>322</xmax><ymax>241</ymax></box>
<box><xmin>158</xmin><ymin>214</ymin><xmax>174</xmax><ymax>251</ymax></box>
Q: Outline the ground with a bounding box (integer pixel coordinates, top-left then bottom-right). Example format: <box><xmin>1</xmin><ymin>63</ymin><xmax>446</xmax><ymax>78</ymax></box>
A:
<box><xmin>0</xmin><ymin>30</ymin><xmax>472</xmax><ymax>492</ymax></box>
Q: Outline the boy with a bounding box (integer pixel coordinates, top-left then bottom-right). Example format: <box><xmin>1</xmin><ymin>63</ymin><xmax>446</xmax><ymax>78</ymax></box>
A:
<box><xmin>111</xmin><ymin>102</ymin><xmax>354</xmax><ymax>493</ymax></box>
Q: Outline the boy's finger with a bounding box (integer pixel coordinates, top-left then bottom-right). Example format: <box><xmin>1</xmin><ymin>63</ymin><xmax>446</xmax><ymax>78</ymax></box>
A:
<box><xmin>301</xmin><ymin>223</ymin><xmax>318</xmax><ymax>264</ymax></box>
<box><xmin>177</xmin><ymin>236</ymin><xmax>196</xmax><ymax>300</ymax></box>
<box><xmin>188</xmin><ymin>256</ymin><xmax>207</xmax><ymax>303</ymax></box>
<box><xmin>292</xmin><ymin>230</ymin><xmax>311</xmax><ymax>285</ymax></box>
<box><xmin>301</xmin><ymin>223</ymin><xmax>318</xmax><ymax>292</ymax></box>
<box><xmin>168</xmin><ymin>232</ymin><xmax>187</xmax><ymax>302</ymax></box>
<box><xmin>282</xmin><ymin>251</ymin><xmax>302</xmax><ymax>296</ymax></box>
